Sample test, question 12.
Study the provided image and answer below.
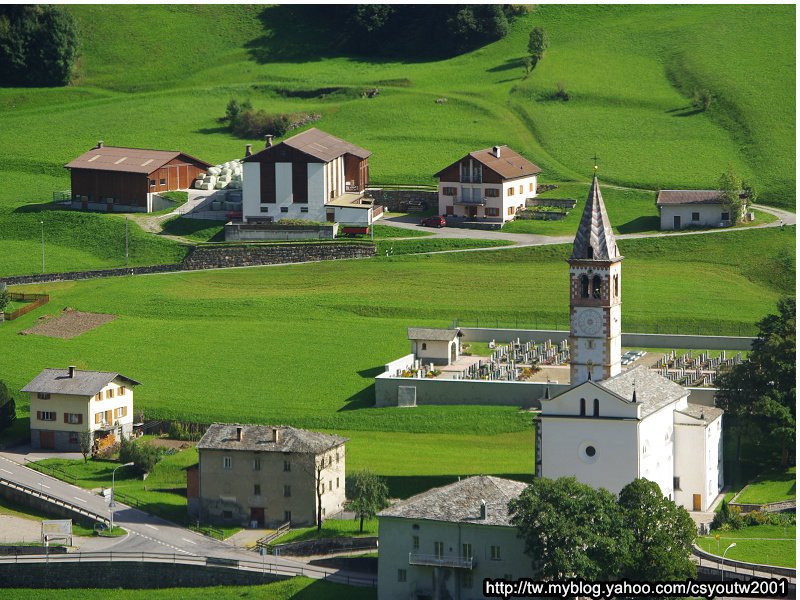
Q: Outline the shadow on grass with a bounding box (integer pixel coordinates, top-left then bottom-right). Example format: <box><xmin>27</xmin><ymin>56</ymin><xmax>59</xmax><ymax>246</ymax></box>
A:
<box><xmin>291</xmin><ymin>578</ymin><xmax>376</xmax><ymax>600</ymax></box>
<box><xmin>338</xmin><ymin>384</ymin><xmax>375</xmax><ymax>411</ymax></box>
<box><xmin>161</xmin><ymin>217</ymin><xmax>226</xmax><ymax>242</ymax></box>
<box><xmin>194</xmin><ymin>126</ymin><xmax>229</xmax><ymax>136</ymax></box>
<box><xmin>357</xmin><ymin>366</ymin><xmax>385</xmax><ymax>379</ymax></box>
<box><xmin>616</xmin><ymin>216</ymin><xmax>660</xmax><ymax>234</ymax></box>
<box><xmin>385</xmin><ymin>473</ymin><xmax>533</xmax><ymax>499</ymax></box>
<box><xmin>486</xmin><ymin>57</ymin><xmax>525</xmax><ymax>73</ymax></box>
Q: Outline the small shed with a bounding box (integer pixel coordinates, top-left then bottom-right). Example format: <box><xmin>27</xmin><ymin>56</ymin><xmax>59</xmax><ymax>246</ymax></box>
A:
<box><xmin>407</xmin><ymin>327</ymin><xmax>462</xmax><ymax>366</ymax></box>
<box><xmin>656</xmin><ymin>190</ymin><xmax>747</xmax><ymax>230</ymax></box>
<box><xmin>65</xmin><ymin>142</ymin><xmax>212</xmax><ymax>213</ymax></box>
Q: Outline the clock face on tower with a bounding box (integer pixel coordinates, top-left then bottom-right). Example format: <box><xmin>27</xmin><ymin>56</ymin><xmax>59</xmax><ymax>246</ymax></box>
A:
<box><xmin>576</xmin><ymin>309</ymin><xmax>602</xmax><ymax>336</ymax></box>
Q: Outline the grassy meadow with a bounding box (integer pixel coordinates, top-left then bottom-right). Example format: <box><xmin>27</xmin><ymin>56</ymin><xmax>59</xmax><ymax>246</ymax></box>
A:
<box><xmin>697</xmin><ymin>524</ymin><xmax>796</xmax><ymax>568</ymax></box>
<box><xmin>0</xmin><ymin>5</ymin><xmax>793</xmax><ymax>277</ymax></box>
<box><xmin>735</xmin><ymin>467</ymin><xmax>796</xmax><ymax>505</ymax></box>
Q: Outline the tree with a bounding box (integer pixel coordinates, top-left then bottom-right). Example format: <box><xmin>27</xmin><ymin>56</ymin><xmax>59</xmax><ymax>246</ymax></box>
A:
<box><xmin>527</xmin><ymin>27</ymin><xmax>549</xmax><ymax>70</ymax></box>
<box><xmin>79</xmin><ymin>430</ymin><xmax>92</xmax><ymax>463</ymax></box>
<box><xmin>509</xmin><ymin>477</ymin><xmax>630</xmax><ymax>580</ymax></box>
<box><xmin>718</xmin><ymin>167</ymin><xmax>743</xmax><ymax>224</ymax></box>
<box><xmin>0</xmin><ymin>380</ymin><xmax>15</xmax><ymax>431</ymax></box>
<box><xmin>0</xmin><ymin>286</ymin><xmax>9</xmax><ymax>313</ymax></box>
<box><xmin>716</xmin><ymin>297</ymin><xmax>796</xmax><ymax>466</ymax></box>
<box><xmin>617</xmin><ymin>479</ymin><xmax>696</xmax><ymax>583</ymax></box>
<box><xmin>347</xmin><ymin>470</ymin><xmax>389</xmax><ymax>532</ymax></box>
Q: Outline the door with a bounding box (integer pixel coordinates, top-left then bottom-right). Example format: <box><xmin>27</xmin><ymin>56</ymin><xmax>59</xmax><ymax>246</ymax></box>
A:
<box><xmin>468</xmin><ymin>206</ymin><xmax>477</xmax><ymax>218</ymax></box>
<box><xmin>673</xmin><ymin>215</ymin><xmax>681</xmax><ymax>229</ymax></box>
<box><xmin>692</xmin><ymin>494</ymin><xmax>701</xmax><ymax>511</ymax></box>
<box><xmin>39</xmin><ymin>431</ymin><xmax>55</xmax><ymax>450</ymax></box>
<box><xmin>326</xmin><ymin>209</ymin><xmax>335</xmax><ymax>223</ymax></box>
<box><xmin>445</xmin><ymin>205</ymin><xmax>454</xmax><ymax>216</ymax></box>
<box><xmin>250</xmin><ymin>507</ymin><xmax>265</xmax><ymax>527</ymax></box>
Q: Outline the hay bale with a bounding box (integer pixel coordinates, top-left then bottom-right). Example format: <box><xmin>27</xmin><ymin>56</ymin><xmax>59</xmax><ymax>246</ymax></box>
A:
<box><xmin>215</xmin><ymin>180</ymin><xmax>229</xmax><ymax>189</ymax></box>
<box><xmin>208</xmin><ymin>166</ymin><xmax>221</xmax><ymax>176</ymax></box>
<box><xmin>200</xmin><ymin>183</ymin><xmax>214</xmax><ymax>191</ymax></box>
<box><xmin>194</xmin><ymin>179</ymin><xmax>205</xmax><ymax>189</ymax></box>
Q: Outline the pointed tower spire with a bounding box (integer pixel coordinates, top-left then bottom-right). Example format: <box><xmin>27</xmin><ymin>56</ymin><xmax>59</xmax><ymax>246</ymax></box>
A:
<box><xmin>570</xmin><ymin>175</ymin><xmax>621</xmax><ymax>262</ymax></box>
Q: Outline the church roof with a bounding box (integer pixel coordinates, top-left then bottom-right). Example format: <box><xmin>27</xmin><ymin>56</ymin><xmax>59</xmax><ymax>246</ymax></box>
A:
<box><xmin>598</xmin><ymin>366</ymin><xmax>688</xmax><ymax>417</ymax></box>
<box><xmin>570</xmin><ymin>175</ymin><xmax>621</xmax><ymax>262</ymax></box>
<box><xmin>407</xmin><ymin>327</ymin><xmax>459</xmax><ymax>341</ymax></box>
<box><xmin>677</xmin><ymin>403</ymin><xmax>723</xmax><ymax>422</ymax></box>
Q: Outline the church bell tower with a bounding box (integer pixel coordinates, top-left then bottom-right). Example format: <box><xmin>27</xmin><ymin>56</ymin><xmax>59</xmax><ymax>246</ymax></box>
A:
<box><xmin>568</xmin><ymin>172</ymin><xmax>623</xmax><ymax>384</ymax></box>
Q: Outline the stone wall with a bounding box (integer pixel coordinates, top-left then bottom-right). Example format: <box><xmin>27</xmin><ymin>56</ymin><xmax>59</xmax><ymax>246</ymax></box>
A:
<box><xmin>0</xmin><ymin>561</ymin><xmax>283</xmax><ymax>588</ymax></box>
<box><xmin>366</xmin><ymin>188</ymin><xmax>438</xmax><ymax>212</ymax></box>
<box><xmin>0</xmin><ymin>264</ymin><xmax>182</xmax><ymax>286</ymax></box>
<box><xmin>225</xmin><ymin>222</ymin><xmax>338</xmax><ymax>241</ymax></box>
<box><xmin>0</xmin><ymin>484</ymin><xmax>104</xmax><ymax>528</ymax></box>
<box><xmin>274</xmin><ymin>536</ymin><xmax>378</xmax><ymax>557</ymax></box>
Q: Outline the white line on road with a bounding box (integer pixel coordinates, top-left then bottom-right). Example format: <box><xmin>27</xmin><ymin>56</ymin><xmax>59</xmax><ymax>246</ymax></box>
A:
<box><xmin>73</xmin><ymin>496</ymin><xmax>87</xmax><ymax>503</ymax></box>
<box><xmin>181</xmin><ymin>538</ymin><xmax>197</xmax><ymax>545</ymax></box>
<box><xmin>40</xmin><ymin>484</ymin><xmax>50</xmax><ymax>489</ymax></box>
<box><xmin>0</xmin><ymin>469</ymin><xmax>12</xmax><ymax>474</ymax></box>
<box><xmin>145</xmin><ymin>524</ymin><xmax>158</xmax><ymax>531</ymax></box>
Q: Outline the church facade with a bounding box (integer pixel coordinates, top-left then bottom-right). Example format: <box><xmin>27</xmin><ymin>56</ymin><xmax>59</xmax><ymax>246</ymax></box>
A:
<box><xmin>536</xmin><ymin>174</ymin><xmax>724</xmax><ymax>512</ymax></box>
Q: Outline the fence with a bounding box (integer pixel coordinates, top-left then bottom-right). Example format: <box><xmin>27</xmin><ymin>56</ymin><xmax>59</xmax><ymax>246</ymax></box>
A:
<box><xmin>24</xmin><ymin>459</ymin><xmax>77</xmax><ymax>485</ymax></box>
<box><xmin>255</xmin><ymin>521</ymin><xmax>291</xmax><ymax>550</ymax></box>
<box><xmin>189</xmin><ymin>524</ymin><xmax>224</xmax><ymax>540</ymax></box>
<box><xmin>452</xmin><ymin>316</ymin><xmax>759</xmax><ymax>338</ymax></box>
<box><xmin>0</xmin><ymin>477</ymin><xmax>108</xmax><ymax>528</ymax></box>
<box><xmin>4</xmin><ymin>293</ymin><xmax>50</xmax><ymax>321</ymax></box>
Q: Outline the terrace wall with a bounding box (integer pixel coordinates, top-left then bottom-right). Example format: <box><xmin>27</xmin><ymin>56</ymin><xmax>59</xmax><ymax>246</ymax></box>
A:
<box><xmin>366</xmin><ymin>188</ymin><xmax>438</xmax><ymax>212</ymax></box>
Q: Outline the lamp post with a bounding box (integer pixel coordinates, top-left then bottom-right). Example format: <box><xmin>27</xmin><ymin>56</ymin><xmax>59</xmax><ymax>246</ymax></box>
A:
<box><xmin>40</xmin><ymin>220</ymin><xmax>44</xmax><ymax>273</ymax></box>
<box><xmin>109</xmin><ymin>462</ymin><xmax>134</xmax><ymax>532</ymax></box>
<box><xmin>721</xmin><ymin>542</ymin><xmax>736</xmax><ymax>581</ymax></box>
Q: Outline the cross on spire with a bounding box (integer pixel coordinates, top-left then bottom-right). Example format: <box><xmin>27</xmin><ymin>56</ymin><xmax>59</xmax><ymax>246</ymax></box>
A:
<box><xmin>592</xmin><ymin>154</ymin><xmax>600</xmax><ymax>173</ymax></box>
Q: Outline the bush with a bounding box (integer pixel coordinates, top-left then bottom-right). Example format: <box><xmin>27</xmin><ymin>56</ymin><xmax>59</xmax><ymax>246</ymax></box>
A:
<box><xmin>711</xmin><ymin>500</ymin><xmax>744</xmax><ymax>531</ymax></box>
<box><xmin>119</xmin><ymin>435</ymin><xmax>163</xmax><ymax>475</ymax></box>
<box><xmin>231</xmin><ymin>109</ymin><xmax>291</xmax><ymax>139</ymax></box>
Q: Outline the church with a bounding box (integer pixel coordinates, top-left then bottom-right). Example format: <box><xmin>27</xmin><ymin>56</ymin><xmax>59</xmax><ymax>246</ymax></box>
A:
<box><xmin>535</xmin><ymin>172</ymin><xmax>724</xmax><ymax>512</ymax></box>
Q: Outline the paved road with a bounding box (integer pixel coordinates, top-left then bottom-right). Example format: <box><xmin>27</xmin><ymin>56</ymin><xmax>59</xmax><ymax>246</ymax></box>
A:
<box><xmin>0</xmin><ymin>450</ymin><xmax>371</xmax><ymax>583</ymax></box>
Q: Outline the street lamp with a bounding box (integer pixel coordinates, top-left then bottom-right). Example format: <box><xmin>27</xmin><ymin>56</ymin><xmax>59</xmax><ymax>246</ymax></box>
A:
<box><xmin>721</xmin><ymin>542</ymin><xmax>737</xmax><ymax>581</ymax></box>
<box><xmin>40</xmin><ymin>220</ymin><xmax>44</xmax><ymax>273</ymax></box>
<box><xmin>109</xmin><ymin>462</ymin><xmax>135</xmax><ymax>532</ymax></box>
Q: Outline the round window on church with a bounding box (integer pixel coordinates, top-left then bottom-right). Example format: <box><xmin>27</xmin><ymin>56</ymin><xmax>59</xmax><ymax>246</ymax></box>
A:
<box><xmin>585</xmin><ymin>445</ymin><xmax>596</xmax><ymax>457</ymax></box>
<box><xmin>579</xmin><ymin>441</ymin><xmax>599</xmax><ymax>464</ymax></box>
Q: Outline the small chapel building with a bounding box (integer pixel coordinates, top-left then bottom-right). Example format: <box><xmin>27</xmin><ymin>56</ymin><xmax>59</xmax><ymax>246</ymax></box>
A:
<box><xmin>536</xmin><ymin>173</ymin><xmax>724</xmax><ymax>512</ymax></box>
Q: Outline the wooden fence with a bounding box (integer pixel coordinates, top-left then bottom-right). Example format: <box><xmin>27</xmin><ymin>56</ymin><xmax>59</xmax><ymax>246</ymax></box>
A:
<box><xmin>4</xmin><ymin>293</ymin><xmax>50</xmax><ymax>321</ymax></box>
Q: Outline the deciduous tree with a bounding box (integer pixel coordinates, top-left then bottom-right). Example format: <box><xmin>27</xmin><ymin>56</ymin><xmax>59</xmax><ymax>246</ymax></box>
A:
<box><xmin>527</xmin><ymin>27</ymin><xmax>549</xmax><ymax>69</ymax></box>
<box><xmin>718</xmin><ymin>167</ymin><xmax>743</xmax><ymax>224</ymax></box>
<box><xmin>347</xmin><ymin>470</ymin><xmax>389</xmax><ymax>532</ymax></box>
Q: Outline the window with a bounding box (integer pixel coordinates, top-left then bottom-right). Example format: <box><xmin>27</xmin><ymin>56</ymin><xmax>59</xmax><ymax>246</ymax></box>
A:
<box><xmin>280</xmin><ymin>207</ymin><xmax>289</xmax><ymax>213</ymax></box>
<box><xmin>421</xmin><ymin>343</ymin><xmax>427</xmax><ymax>350</ymax></box>
<box><xmin>442</xmin><ymin>187</ymin><xmax>457</xmax><ymax>196</ymax></box>
<box><xmin>462</xmin><ymin>572</ymin><xmax>473</xmax><ymax>588</ymax></box>
<box><xmin>579</xmin><ymin>398</ymin><xmax>586</xmax><ymax>416</ymax></box>
<box><xmin>253</xmin><ymin>458</ymin><xmax>261</xmax><ymax>471</ymax></box>
<box><xmin>490</xmin><ymin>545</ymin><xmax>501</xmax><ymax>560</ymax></box>
<box><xmin>580</xmin><ymin>275</ymin><xmax>589</xmax><ymax>298</ymax></box>
<box><xmin>37</xmin><ymin>393</ymin><xmax>50</xmax><ymax>400</ymax></box>
<box><xmin>434</xmin><ymin>541</ymin><xmax>444</xmax><ymax>559</ymax></box>
<box><xmin>507</xmin><ymin>187</ymin><xmax>514</xmax><ymax>196</ymax></box>
<box><xmin>222</xmin><ymin>510</ymin><xmax>233</xmax><ymax>519</ymax></box>
<box><xmin>114</xmin><ymin>407</ymin><xmax>127</xmax><ymax>419</ymax></box>
<box><xmin>486</xmin><ymin>207</ymin><xmax>499</xmax><ymax>217</ymax></box>
<box><xmin>336</xmin><ymin>477</ymin><xmax>340</xmax><ymax>488</ymax></box>
<box><xmin>329</xmin><ymin>480</ymin><xmax>332</xmax><ymax>491</ymax></box>
<box><xmin>519</xmin><ymin>184</ymin><xmax>523</xmax><ymax>194</ymax></box>
<box><xmin>223</xmin><ymin>456</ymin><xmax>232</xmax><ymax>469</ymax></box>
<box><xmin>592</xmin><ymin>275</ymin><xmax>602</xmax><ymax>299</ymax></box>
<box><xmin>412</xmin><ymin>535</ymin><xmax>419</xmax><ymax>550</ymax></box>
<box><xmin>673</xmin><ymin>477</ymin><xmax>681</xmax><ymax>490</ymax></box>
<box><xmin>149</xmin><ymin>179</ymin><xmax>156</xmax><ymax>187</ymax></box>
<box><xmin>585</xmin><ymin>445</ymin><xmax>597</xmax><ymax>457</ymax></box>
<box><xmin>529</xmin><ymin>182</ymin><xmax>534</xmax><ymax>192</ymax></box>
<box><xmin>284</xmin><ymin>511</ymin><xmax>292</xmax><ymax>523</ymax></box>
<box><xmin>159</xmin><ymin>178</ymin><xmax>166</xmax><ymax>185</ymax></box>
<box><xmin>283</xmin><ymin>460</ymin><xmax>291</xmax><ymax>472</ymax></box>
<box><xmin>485</xmin><ymin>188</ymin><xmax>499</xmax><ymax>198</ymax></box>
<box><xmin>94</xmin><ymin>413</ymin><xmax>102</xmax><ymax>424</ymax></box>
<box><xmin>462</xmin><ymin>543</ymin><xmax>472</xmax><ymax>560</ymax></box>
<box><xmin>284</xmin><ymin>485</ymin><xmax>291</xmax><ymax>497</ymax></box>
<box><xmin>336</xmin><ymin>452</ymin><xmax>340</xmax><ymax>464</ymax></box>
<box><xmin>64</xmin><ymin>413</ymin><xmax>83</xmax><ymax>425</ymax></box>
<box><xmin>106</xmin><ymin>389</ymin><xmax>113</xmax><ymax>400</ymax></box>
<box><xmin>593</xmin><ymin>398</ymin><xmax>600</xmax><ymax>417</ymax></box>
<box><xmin>587</xmin><ymin>340</ymin><xmax>594</xmax><ymax>350</ymax></box>
<box><xmin>118</xmin><ymin>386</ymin><xmax>126</xmax><ymax>396</ymax></box>
<box><xmin>69</xmin><ymin>432</ymin><xmax>79</xmax><ymax>444</ymax></box>
<box><xmin>614</xmin><ymin>274</ymin><xmax>619</xmax><ymax>298</ymax></box>
<box><xmin>721</xmin><ymin>212</ymin><xmax>730</xmax><ymax>221</ymax></box>
<box><xmin>254</xmin><ymin>484</ymin><xmax>261</xmax><ymax>496</ymax></box>
<box><xmin>37</xmin><ymin>411</ymin><xmax>56</xmax><ymax>421</ymax></box>
<box><xmin>587</xmin><ymin>246</ymin><xmax>594</xmax><ymax>259</ymax></box>
<box><xmin>260</xmin><ymin>207</ymin><xmax>270</xmax><ymax>213</ymax></box>
<box><xmin>692</xmin><ymin>212</ymin><xmax>700</xmax><ymax>221</ymax></box>
<box><xmin>507</xmin><ymin>206</ymin><xmax>514</xmax><ymax>216</ymax></box>
<box><xmin>95</xmin><ymin>393</ymin><xmax>102</xmax><ymax>402</ymax></box>
<box><xmin>300</xmin><ymin>206</ymin><xmax>309</xmax><ymax>213</ymax></box>
<box><xmin>398</xmin><ymin>569</ymin><xmax>407</xmax><ymax>582</ymax></box>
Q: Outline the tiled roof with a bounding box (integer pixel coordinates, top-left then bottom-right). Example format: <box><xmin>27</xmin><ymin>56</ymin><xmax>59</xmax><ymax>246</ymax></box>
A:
<box><xmin>677</xmin><ymin>403</ymin><xmax>723</xmax><ymax>422</ymax></box>
<box><xmin>65</xmin><ymin>146</ymin><xmax>211</xmax><ymax>174</ymax></box>
<box><xmin>435</xmin><ymin>146</ymin><xmax>542</xmax><ymax>180</ymax></box>
<box><xmin>21</xmin><ymin>369</ymin><xmax>140</xmax><ymax>396</ymax></box>
<box><xmin>379</xmin><ymin>475</ymin><xmax>526</xmax><ymax>527</ymax></box>
<box><xmin>407</xmin><ymin>327</ymin><xmax>459</xmax><ymax>341</ymax></box>
<box><xmin>570</xmin><ymin>175</ymin><xmax>621</xmax><ymax>262</ymax></box>
<box><xmin>656</xmin><ymin>190</ymin><xmax>725</xmax><ymax>205</ymax></box>
<box><xmin>275</xmin><ymin>128</ymin><xmax>370</xmax><ymax>162</ymax></box>
<box><xmin>197</xmin><ymin>423</ymin><xmax>347</xmax><ymax>454</ymax></box>
<box><xmin>598</xmin><ymin>366</ymin><xmax>688</xmax><ymax>417</ymax></box>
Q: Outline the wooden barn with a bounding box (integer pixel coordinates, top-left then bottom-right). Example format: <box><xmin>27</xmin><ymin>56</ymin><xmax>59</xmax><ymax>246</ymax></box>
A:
<box><xmin>65</xmin><ymin>142</ymin><xmax>212</xmax><ymax>213</ymax></box>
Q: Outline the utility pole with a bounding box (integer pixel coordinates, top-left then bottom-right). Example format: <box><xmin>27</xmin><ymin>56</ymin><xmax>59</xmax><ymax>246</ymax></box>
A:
<box><xmin>40</xmin><ymin>220</ymin><xmax>44</xmax><ymax>273</ymax></box>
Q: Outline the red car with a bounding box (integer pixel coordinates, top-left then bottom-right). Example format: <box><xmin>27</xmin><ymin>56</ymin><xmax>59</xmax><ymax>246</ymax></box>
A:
<box><xmin>420</xmin><ymin>215</ymin><xmax>446</xmax><ymax>228</ymax></box>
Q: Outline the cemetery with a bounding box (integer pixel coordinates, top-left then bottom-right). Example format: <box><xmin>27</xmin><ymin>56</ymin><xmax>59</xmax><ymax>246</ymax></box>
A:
<box><xmin>648</xmin><ymin>349</ymin><xmax>744</xmax><ymax>387</ymax></box>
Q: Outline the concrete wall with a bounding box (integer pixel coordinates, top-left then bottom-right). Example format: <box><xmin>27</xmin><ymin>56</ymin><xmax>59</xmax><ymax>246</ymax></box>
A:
<box><xmin>375</xmin><ymin>374</ymin><xmax>570</xmax><ymax>408</ymax></box>
<box><xmin>0</xmin><ymin>482</ymin><xmax>105</xmax><ymax>528</ymax></box>
<box><xmin>366</xmin><ymin>189</ymin><xmax>438</xmax><ymax>212</ymax></box>
<box><xmin>224</xmin><ymin>223</ymin><xmax>338</xmax><ymax>241</ymax></box>
<box><xmin>659</xmin><ymin>204</ymin><xmax>734</xmax><ymax>230</ymax></box>
<box><xmin>242</xmin><ymin>162</ymin><xmax>261</xmax><ymax>222</ymax></box>
<box><xmin>384</xmin><ymin>354</ymin><xmax>416</xmax><ymax>374</ymax></box>
<box><xmin>459</xmin><ymin>327</ymin><xmax>754</xmax><ymax>351</ymax></box>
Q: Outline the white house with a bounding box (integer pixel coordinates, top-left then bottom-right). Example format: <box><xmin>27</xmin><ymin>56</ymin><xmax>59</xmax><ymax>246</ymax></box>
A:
<box><xmin>434</xmin><ymin>145</ymin><xmax>542</xmax><ymax>222</ymax></box>
<box><xmin>241</xmin><ymin>128</ymin><xmax>382</xmax><ymax>225</ymax></box>
<box><xmin>407</xmin><ymin>327</ymin><xmax>461</xmax><ymax>366</ymax></box>
<box><xmin>378</xmin><ymin>476</ymin><xmax>530</xmax><ymax>600</ymax></box>
<box><xmin>22</xmin><ymin>367</ymin><xmax>139</xmax><ymax>452</ymax></box>
<box><xmin>656</xmin><ymin>190</ymin><xmax>747</xmax><ymax>230</ymax></box>
<box><xmin>536</xmin><ymin>173</ymin><xmax>724</xmax><ymax>512</ymax></box>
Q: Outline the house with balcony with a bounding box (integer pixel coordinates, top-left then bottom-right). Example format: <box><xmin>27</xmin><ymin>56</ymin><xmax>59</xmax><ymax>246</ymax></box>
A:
<box><xmin>21</xmin><ymin>366</ymin><xmax>139</xmax><ymax>452</ymax></box>
<box><xmin>435</xmin><ymin>145</ymin><xmax>542</xmax><ymax>222</ymax></box>
<box><xmin>241</xmin><ymin>128</ymin><xmax>383</xmax><ymax>226</ymax></box>
<box><xmin>377</xmin><ymin>476</ymin><xmax>530</xmax><ymax>600</ymax></box>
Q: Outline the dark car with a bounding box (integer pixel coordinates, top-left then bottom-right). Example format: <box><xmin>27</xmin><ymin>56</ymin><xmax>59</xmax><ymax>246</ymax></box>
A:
<box><xmin>420</xmin><ymin>215</ymin><xmax>446</xmax><ymax>228</ymax></box>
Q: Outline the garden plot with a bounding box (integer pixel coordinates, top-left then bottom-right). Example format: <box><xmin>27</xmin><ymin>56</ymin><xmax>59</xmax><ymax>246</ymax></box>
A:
<box><xmin>21</xmin><ymin>309</ymin><xmax>116</xmax><ymax>339</ymax></box>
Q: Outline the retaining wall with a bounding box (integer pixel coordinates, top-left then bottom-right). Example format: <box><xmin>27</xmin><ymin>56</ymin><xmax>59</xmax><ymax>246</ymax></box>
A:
<box><xmin>0</xmin><ymin>561</ymin><xmax>283</xmax><ymax>588</ymax></box>
<box><xmin>225</xmin><ymin>222</ymin><xmax>338</xmax><ymax>241</ymax></box>
<box><xmin>693</xmin><ymin>545</ymin><xmax>797</xmax><ymax>579</ymax></box>
<box><xmin>0</xmin><ymin>483</ymin><xmax>103</xmax><ymax>528</ymax></box>
<box><xmin>366</xmin><ymin>189</ymin><xmax>438</xmax><ymax>212</ymax></box>
<box><xmin>274</xmin><ymin>536</ymin><xmax>378</xmax><ymax>557</ymax></box>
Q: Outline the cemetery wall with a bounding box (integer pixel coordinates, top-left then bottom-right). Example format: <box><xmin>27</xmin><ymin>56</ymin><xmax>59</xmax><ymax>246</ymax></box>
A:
<box><xmin>458</xmin><ymin>328</ymin><xmax>754</xmax><ymax>351</ymax></box>
<box><xmin>384</xmin><ymin>354</ymin><xmax>415</xmax><ymax>374</ymax></box>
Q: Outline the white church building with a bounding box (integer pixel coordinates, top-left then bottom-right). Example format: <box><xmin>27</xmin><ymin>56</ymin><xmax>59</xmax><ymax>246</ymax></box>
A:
<box><xmin>535</xmin><ymin>173</ymin><xmax>724</xmax><ymax>512</ymax></box>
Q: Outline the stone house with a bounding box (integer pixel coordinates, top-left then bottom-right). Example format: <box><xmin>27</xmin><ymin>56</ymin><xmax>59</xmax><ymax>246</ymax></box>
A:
<box><xmin>656</xmin><ymin>189</ymin><xmax>748</xmax><ymax>230</ymax></box>
<box><xmin>378</xmin><ymin>476</ymin><xmax>530</xmax><ymax>600</ymax></box>
<box><xmin>192</xmin><ymin>423</ymin><xmax>347</xmax><ymax>528</ymax></box>
<box><xmin>22</xmin><ymin>366</ymin><xmax>139</xmax><ymax>452</ymax></box>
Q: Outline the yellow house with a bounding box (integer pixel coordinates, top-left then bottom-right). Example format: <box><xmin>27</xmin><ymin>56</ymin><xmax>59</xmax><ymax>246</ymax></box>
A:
<box><xmin>22</xmin><ymin>366</ymin><xmax>140</xmax><ymax>452</ymax></box>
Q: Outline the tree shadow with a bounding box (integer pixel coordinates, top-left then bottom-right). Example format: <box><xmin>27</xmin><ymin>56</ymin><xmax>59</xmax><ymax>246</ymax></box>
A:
<box><xmin>245</xmin><ymin>6</ymin><xmax>345</xmax><ymax>64</ymax></box>
<box><xmin>194</xmin><ymin>126</ymin><xmax>229</xmax><ymax>136</ymax></box>
<box><xmin>616</xmin><ymin>216</ymin><xmax>661</xmax><ymax>234</ymax></box>
<box><xmin>13</xmin><ymin>202</ymin><xmax>70</xmax><ymax>214</ymax></box>
<box><xmin>486</xmin><ymin>57</ymin><xmax>525</xmax><ymax>73</ymax></box>
<box><xmin>665</xmin><ymin>105</ymin><xmax>704</xmax><ymax>118</ymax></box>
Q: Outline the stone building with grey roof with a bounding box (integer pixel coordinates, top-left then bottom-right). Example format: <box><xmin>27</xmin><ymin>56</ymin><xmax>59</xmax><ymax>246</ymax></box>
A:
<box><xmin>21</xmin><ymin>366</ymin><xmax>139</xmax><ymax>452</ymax></box>
<box><xmin>190</xmin><ymin>423</ymin><xmax>347</xmax><ymax>528</ymax></box>
<box><xmin>656</xmin><ymin>189</ymin><xmax>748</xmax><ymax>230</ymax></box>
<box><xmin>377</xmin><ymin>476</ymin><xmax>531</xmax><ymax>600</ymax></box>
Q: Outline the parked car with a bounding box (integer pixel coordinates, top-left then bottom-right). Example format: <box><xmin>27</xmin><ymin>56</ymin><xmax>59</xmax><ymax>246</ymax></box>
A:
<box><xmin>420</xmin><ymin>215</ymin><xmax>446</xmax><ymax>228</ymax></box>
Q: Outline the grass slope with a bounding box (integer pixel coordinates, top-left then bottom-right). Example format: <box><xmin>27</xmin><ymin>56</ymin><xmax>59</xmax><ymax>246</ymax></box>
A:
<box><xmin>697</xmin><ymin>525</ymin><xmax>796</xmax><ymax>568</ymax></box>
<box><xmin>735</xmin><ymin>467</ymin><xmax>796</xmax><ymax>505</ymax></box>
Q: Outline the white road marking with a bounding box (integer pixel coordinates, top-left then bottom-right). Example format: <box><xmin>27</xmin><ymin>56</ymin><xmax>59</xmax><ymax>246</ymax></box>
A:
<box><xmin>181</xmin><ymin>538</ymin><xmax>197</xmax><ymax>545</ymax></box>
<box><xmin>145</xmin><ymin>524</ymin><xmax>158</xmax><ymax>530</ymax></box>
<box><xmin>40</xmin><ymin>483</ymin><xmax>50</xmax><ymax>489</ymax></box>
<box><xmin>0</xmin><ymin>469</ymin><xmax>12</xmax><ymax>474</ymax></box>
<box><xmin>73</xmin><ymin>496</ymin><xmax>87</xmax><ymax>503</ymax></box>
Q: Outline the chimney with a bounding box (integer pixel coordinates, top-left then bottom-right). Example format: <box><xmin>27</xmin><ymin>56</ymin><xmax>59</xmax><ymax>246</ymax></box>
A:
<box><xmin>265</xmin><ymin>134</ymin><xmax>274</xmax><ymax>148</ymax></box>
<box><xmin>479</xmin><ymin>499</ymin><xmax>487</xmax><ymax>520</ymax></box>
<box><xmin>492</xmin><ymin>145</ymin><xmax>501</xmax><ymax>158</ymax></box>
<box><xmin>68</xmin><ymin>366</ymin><xmax>76</xmax><ymax>378</ymax></box>
<box><xmin>96</xmin><ymin>141</ymin><xmax>104</xmax><ymax>149</ymax></box>
<box><xmin>236</xmin><ymin>426</ymin><xmax>243</xmax><ymax>442</ymax></box>
<box><xmin>272</xmin><ymin>428</ymin><xmax>280</xmax><ymax>444</ymax></box>
<box><xmin>245</xmin><ymin>144</ymin><xmax>253</xmax><ymax>157</ymax></box>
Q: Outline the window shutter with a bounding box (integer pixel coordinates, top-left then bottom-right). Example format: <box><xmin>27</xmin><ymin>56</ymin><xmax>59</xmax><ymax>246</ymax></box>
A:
<box><xmin>64</xmin><ymin>413</ymin><xmax>69</xmax><ymax>424</ymax></box>
<box><xmin>78</xmin><ymin>414</ymin><xmax>83</xmax><ymax>425</ymax></box>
